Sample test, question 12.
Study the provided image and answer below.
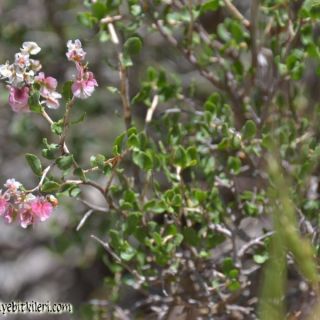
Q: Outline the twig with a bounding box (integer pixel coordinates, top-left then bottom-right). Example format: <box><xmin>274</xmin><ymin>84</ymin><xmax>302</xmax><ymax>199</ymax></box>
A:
<box><xmin>250</xmin><ymin>0</ymin><xmax>259</xmax><ymax>79</ymax></box>
<box><xmin>59</xmin><ymin>96</ymin><xmax>76</xmax><ymax>154</ymax></box>
<box><xmin>100</xmin><ymin>15</ymin><xmax>123</xmax><ymax>24</ymax></box>
<box><xmin>145</xmin><ymin>94</ymin><xmax>159</xmax><ymax>123</ymax></box>
<box><xmin>238</xmin><ymin>231</ymin><xmax>274</xmax><ymax>257</ymax></box>
<box><xmin>208</xmin><ymin>223</ymin><xmax>232</xmax><ymax>238</ymax></box>
<box><xmin>64</xmin><ymin>179</ymin><xmax>107</xmax><ymax>203</ymax></box>
<box><xmin>91</xmin><ymin>234</ymin><xmax>147</xmax><ymax>285</ymax></box>
<box><xmin>102</xmin><ymin>19</ymin><xmax>132</xmax><ymax>129</ymax></box>
<box><xmin>41</xmin><ymin>110</ymin><xmax>72</xmax><ymax>155</ymax></box>
<box><xmin>223</xmin><ymin>0</ymin><xmax>250</xmax><ymax>27</ymax></box>
<box><xmin>83</xmin><ymin>154</ymin><xmax>124</xmax><ymax>173</ymax></box>
<box><xmin>76</xmin><ymin>209</ymin><xmax>93</xmax><ymax>231</ymax></box>
<box><xmin>41</xmin><ymin>110</ymin><xmax>54</xmax><ymax>125</ymax></box>
<box><xmin>26</xmin><ymin>164</ymin><xmax>53</xmax><ymax>193</ymax></box>
<box><xmin>186</xmin><ymin>0</ymin><xmax>194</xmax><ymax>47</ymax></box>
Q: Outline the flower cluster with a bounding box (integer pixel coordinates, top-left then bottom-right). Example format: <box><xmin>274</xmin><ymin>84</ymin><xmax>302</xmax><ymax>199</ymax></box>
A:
<box><xmin>0</xmin><ymin>42</ymin><xmax>62</xmax><ymax>112</ymax></box>
<box><xmin>0</xmin><ymin>179</ymin><xmax>58</xmax><ymax>228</ymax></box>
<box><xmin>66</xmin><ymin>39</ymin><xmax>98</xmax><ymax>99</ymax></box>
<box><xmin>0</xmin><ymin>40</ymin><xmax>98</xmax><ymax>113</ymax></box>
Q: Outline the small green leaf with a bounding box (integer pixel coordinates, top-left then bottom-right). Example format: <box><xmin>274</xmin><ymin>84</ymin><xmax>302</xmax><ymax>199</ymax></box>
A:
<box><xmin>124</xmin><ymin>37</ymin><xmax>143</xmax><ymax>56</ymax></box>
<box><xmin>113</xmin><ymin>132</ymin><xmax>126</xmax><ymax>155</ymax></box>
<box><xmin>201</xmin><ymin>0</ymin><xmax>220</xmax><ymax>13</ymax></box>
<box><xmin>183</xmin><ymin>228</ymin><xmax>199</xmax><ymax>246</ymax></box>
<box><xmin>25</xmin><ymin>153</ymin><xmax>42</xmax><ymax>176</ymax></box>
<box><xmin>41</xmin><ymin>181</ymin><xmax>60</xmax><ymax>193</ymax></box>
<box><xmin>132</xmin><ymin>150</ymin><xmax>153</xmax><ymax>170</ymax></box>
<box><xmin>77</xmin><ymin>12</ymin><xmax>97</xmax><ymax>28</ymax></box>
<box><xmin>51</xmin><ymin>119</ymin><xmax>64</xmax><ymax>135</ymax></box>
<box><xmin>121</xmin><ymin>54</ymin><xmax>133</xmax><ymax>67</ymax></box>
<box><xmin>91</xmin><ymin>2</ymin><xmax>108</xmax><ymax>19</ymax></box>
<box><xmin>56</xmin><ymin>155</ymin><xmax>74</xmax><ymax>170</ymax></box>
<box><xmin>107</xmin><ymin>86</ymin><xmax>119</xmax><ymax>94</ymax></box>
<box><xmin>120</xmin><ymin>245</ymin><xmax>136</xmax><ymax>261</ymax></box>
<box><xmin>42</xmin><ymin>139</ymin><xmax>59</xmax><ymax>160</ymax></box>
<box><xmin>254</xmin><ymin>253</ymin><xmax>269</xmax><ymax>264</ymax></box>
<box><xmin>71</xmin><ymin>112</ymin><xmax>86</xmax><ymax>125</ymax></box>
<box><xmin>62</xmin><ymin>81</ymin><xmax>73</xmax><ymax>101</ymax></box>
<box><xmin>227</xmin><ymin>156</ymin><xmax>242</xmax><ymax>175</ymax></box>
<box><xmin>74</xmin><ymin>168</ymin><xmax>87</xmax><ymax>181</ymax></box>
<box><xmin>90</xmin><ymin>154</ymin><xmax>106</xmax><ymax>169</ymax></box>
<box><xmin>242</xmin><ymin>120</ymin><xmax>257</xmax><ymax>140</ymax></box>
<box><xmin>28</xmin><ymin>91</ymin><xmax>42</xmax><ymax>113</ymax></box>
<box><xmin>174</xmin><ymin>146</ymin><xmax>188</xmax><ymax>168</ymax></box>
<box><xmin>127</xmin><ymin>134</ymin><xmax>139</xmax><ymax>149</ymax></box>
<box><xmin>59</xmin><ymin>183</ymin><xmax>81</xmax><ymax>197</ymax></box>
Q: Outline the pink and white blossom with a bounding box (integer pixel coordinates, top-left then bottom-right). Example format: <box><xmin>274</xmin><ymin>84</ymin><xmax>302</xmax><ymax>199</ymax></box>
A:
<box><xmin>14</xmin><ymin>52</ymin><xmax>30</xmax><ymax>69</ymax></box>
<box><xmin>66</xmin><ymin>39</ymin><xmax>86</xmax><ymax>62</ymax></box>
<box><xmin>8</xmin><ymin>86</ymin><xmax>30</xmax><ymax>112</ymax></box>
<box><xmin>35</xmin><ymin>72</ymin><xmax>62</xmax><ymax>109</ymax></box>
<box><xmin>19</xmin><ymin>208</ymin><xmax>34</xmax><ymax>228</ymax></box>
<box><xmin>0</xmin><ymin>179</ymin><xmax>57</xmax><ymax>228</ymax></box>
<box><xmin>72</xmin><ymin>64</ymin><xmax>98</xmax><ymax>99</ymax></box>
<box><xmin>0</xmin><ymin>196</ymin><xmax>9</xmax><ymax>216</ymax></box>
<box><xmin>0</xmin><ymin>61</ymin><xmax>13</xmax><ymax>79</ymax></box>
<box><xmin>4</xmin><ymin>178</ymin><xmax>22</xmax><ymax>191</ymax></box>
<box><xmin>30</xmin><ymin>197</ymin><xmax>53</xmax><ymax>222</ymax></box>
<box><xmin>3</xmin><ymin>206</ymin><xmax>14</xmax><ymax>224</ymax></box>
<box><xmin>21</xmin><ymin>42</ymin><xmax>41</xmax><ymax>55</ymax></box>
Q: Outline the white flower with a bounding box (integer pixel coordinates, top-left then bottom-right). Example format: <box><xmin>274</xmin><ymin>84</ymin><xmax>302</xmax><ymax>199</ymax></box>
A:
<box><xmin>0</xmin><ymin>61</ymin><xmax>13</xmax><ymax>79</ymax></box>
<box><xmin>44</xmin><ymin>90</ymin><xmax>62</xmax><ymax>109</ymax></box>
<box><xmin>21</xmin><ymin>41</ymin><xmax>41</xmax><ymax>55</ymax></box>
<box><xmin>66</xmin><ymin>39</ymin><xmax>86</xmax><ymax>62</ymax></box>
<box><xmin>23</xmin><ymin>70</ymin><xmax>35</xmax><ymax>85</ymax></box>
<box><xmin>14</xmin><ymin>52</ymin><xmax>30</xmax><ymax>69</ymax></box>
<box><xmin>8</xmin><ymin>66</ymin><xmax>25</xmax><ymax>87</ymax></box>
<box><xmin>29</xmin><ymin>59</ymin><xmax>42</xmax><ymax>72</ymax></box>
<box><xmin>4</xmin><ymin>178</ymin><xmax>22</xmax><ymax>191</ymax></box>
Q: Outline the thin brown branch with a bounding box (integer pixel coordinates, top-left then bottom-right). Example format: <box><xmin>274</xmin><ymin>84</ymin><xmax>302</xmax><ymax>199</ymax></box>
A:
<box><xmin>238</xmin><ymin>231</ymin><xmax>274</xmax><ymax>257</ymax></box>
<box><xmin>250</xmin><ymin>0</ymin><xmax>259</xmax><ymax>77</ymax></box>
<box><xmin>223</xmin><ymin>0</ymin><xmax>250</xmax><ymax>28</ymax></box>
<box><xmin>91</xmin><ymin>235</ymin><xmax>147</xmax><ymax>286</ymax></box>
<box><xmin>102</xmin><ymin>19</ymin><xmax>132</xmax><ymax>130</ymax></box>
<box><xmin>59</xmin><ymin>96</ymin><xmax>76</xmax><ymax>154</ymax></box>
<box><xmin>76</xmin><ymin>209</ymin><xmax>94</xmax><ymax>231</ymax></box>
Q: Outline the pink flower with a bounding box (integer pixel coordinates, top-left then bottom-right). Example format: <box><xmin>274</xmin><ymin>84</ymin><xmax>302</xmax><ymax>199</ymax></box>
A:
<box><xmin>19</xmin><ymin>208</ymin><xmax>34</xmax><ymax>228</ymax></box>
<box><xmin>4</xmin><ymin>206</ymin><xmax>14</xmax><ymax>224</ymax></box>
<box><xmin>4</xmin><ymin>178</ymin><xmax>22</xmax><ymax>192</ymax></box>
<box><xmin>8</xmin><ymin>86</ymin><xmax>30</xmax><ymax>112</ymax></box>
<box><xmin>72</xmin><ymin>64</ymin><xmax>98</xmax><ymax>99</ymax></box>
<box><xmin>0</xmin><ymin>197</ymin><xmax>9</xmax><ymax>216</ymax></box>
<box><xmin>30</xmin><ymin>197</ymin><xmax>53</xmax><ymax>222</ymax></box>
<box><xmin>35</xmin><ymin>72</ymin><xmax>57</xmax><ymax>90</ymax></box>
<box><xmin>66</xmin><ymin>39</ymin><xmax>86</xmax><ymax>62</ymax></box>
<box><xmin>35</xmin><ymin>72</ymin><xmax>61</xmax><ymax>109</ymax></box>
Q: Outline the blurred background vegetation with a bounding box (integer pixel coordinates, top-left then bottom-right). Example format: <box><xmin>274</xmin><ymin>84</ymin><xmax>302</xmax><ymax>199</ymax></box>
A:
<box><xmin>1</xmin><ymin>0</ymin><xmax>320</xmax><ymax>319</ymax></box>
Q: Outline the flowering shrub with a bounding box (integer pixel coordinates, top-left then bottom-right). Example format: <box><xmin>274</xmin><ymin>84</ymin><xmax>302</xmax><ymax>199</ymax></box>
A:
<box><xmin>2</xmin><ymin>0</ymin><xmax>320</xmax><ymax>319</ymax></box>
<box><xmin>0</xmin><ymin>39</ymin><xmax>97</xmax><ymax>228</ymax></box>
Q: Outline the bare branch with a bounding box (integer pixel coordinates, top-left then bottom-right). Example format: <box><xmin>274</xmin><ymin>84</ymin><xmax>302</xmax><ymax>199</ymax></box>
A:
<box><xmin>223</xmin><ymin>0</ymin><xmax>250</xmax><ymax>28</ymax></box>
<box><xmin>238</xmin><ymin>231</ymin><xmax>274</xmax><ymax>257</ymax></box>
<box><xmin>76</xmin><ymin>209</ymin><xmax>94</xmax><ymax>231</ymax></box>
<box><xmin>145</xmin><ymin>94</ymin><xmax>159</xmax><ymax>123</ymax></box>
<box><xmin>102</xmin><ymin>19</ymin><xmax>132</xmax><ymax>130</ymax></box>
